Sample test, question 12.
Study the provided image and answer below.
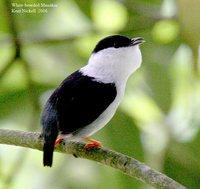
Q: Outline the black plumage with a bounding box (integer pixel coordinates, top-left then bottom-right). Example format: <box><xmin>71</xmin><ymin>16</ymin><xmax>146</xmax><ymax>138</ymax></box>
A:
<box><xmin>92</xmin><ymin>35</ymin><xmax>133</xmax><ymax>53</ymax></box>
<box><xmin>41</xmin><ymin>34</ymin><xmax>144</xmax><ymax>167</ymax></box>
<box><xmin>42</xmin><ymin>70</ymin><xmax>117</xmax><ymax>166</ymax></box>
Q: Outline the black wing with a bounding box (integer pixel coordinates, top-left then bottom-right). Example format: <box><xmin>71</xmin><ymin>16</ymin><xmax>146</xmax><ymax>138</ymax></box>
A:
<box><xmin>45</xmin><ymin>70</ymin><xmax>117</xmax><ymax>134</ymax></box>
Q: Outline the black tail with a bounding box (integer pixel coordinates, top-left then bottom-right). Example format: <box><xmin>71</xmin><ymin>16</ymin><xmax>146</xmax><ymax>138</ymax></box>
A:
<box><xmin>42</xmin><ymin>126</ymin><xmax>58</xmax><ymax>167</ymax></box>
<box><xmin>41</xmin><ymin>97</ymin><xmax>59</xmax><ymax>167</ymax></box>
<box><xmin>43</xmin><ymin>141</ymin><xmax>55</xmax><ymax>167</ymax></box>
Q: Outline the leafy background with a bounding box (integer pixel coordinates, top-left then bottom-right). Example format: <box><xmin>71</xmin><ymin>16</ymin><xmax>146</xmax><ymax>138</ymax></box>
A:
<box><xmin>0</xmin><ymin>0</ymin><xmax>200</xmax><ymax>188</ymax></box>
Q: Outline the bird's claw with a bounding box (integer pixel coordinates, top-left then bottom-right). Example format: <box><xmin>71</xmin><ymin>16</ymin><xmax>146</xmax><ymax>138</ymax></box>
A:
<box><xmin>54</xmin><ymin>138</ymin><xmax>64</xmax><ymax>146</ymax></box>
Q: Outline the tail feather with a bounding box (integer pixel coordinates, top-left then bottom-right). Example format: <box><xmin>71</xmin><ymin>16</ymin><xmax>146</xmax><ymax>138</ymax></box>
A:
<box><xmin>43</xmin><ymin>142</ymin><xmax>55</xmax><ymax>167</ymax></box>
<box><xmin>42</xmin><ymin>125</ymin><xmax>58</xmax><ymax>167</ymax></box>
<box><xmin>41</xmin><ymin>99</ymin><xmax>59</xmax><ymax>167</ymax></box>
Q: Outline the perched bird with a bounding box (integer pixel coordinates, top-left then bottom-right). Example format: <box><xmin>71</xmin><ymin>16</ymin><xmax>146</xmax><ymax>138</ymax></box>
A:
<box><xmin>41</xmin><ymin>35</ymin><xmax>145</xmax><ymax>167</ymax></box>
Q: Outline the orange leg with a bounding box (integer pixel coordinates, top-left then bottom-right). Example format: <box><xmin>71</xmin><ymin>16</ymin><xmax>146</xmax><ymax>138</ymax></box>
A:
<box><xmin>83</xmin><ymin>137</ymin><xmax>103</xmax><ymax>150</ymax></box>
<box><xmin>54</xmin><ymin>137</ymin><xmax>64</xmax><ymax>146</ymax></box>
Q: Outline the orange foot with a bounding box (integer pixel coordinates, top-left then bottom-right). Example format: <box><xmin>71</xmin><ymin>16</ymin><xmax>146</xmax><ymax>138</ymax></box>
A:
<box><xmin>54</xmin><ymin>137</ymin><xmax>64</xmax><ymax>146</ymax></box>
<box><xmin>83</xmin><ymin>137</ymin><xmax>103</xmax><ymax>151</ymax></box>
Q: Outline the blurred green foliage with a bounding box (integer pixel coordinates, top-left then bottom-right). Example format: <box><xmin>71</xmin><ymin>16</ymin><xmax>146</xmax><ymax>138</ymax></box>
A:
<box><xmin>0</xmin><ymin>0</ymin><xmax>200</xmax><ymax>189</ymax></box>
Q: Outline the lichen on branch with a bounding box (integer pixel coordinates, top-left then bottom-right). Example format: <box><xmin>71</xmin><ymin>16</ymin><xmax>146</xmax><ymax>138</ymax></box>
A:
<box><xmin>0</xmin><ymin>129</ymin><xmax>187</xmax><ymax>189</ymax></box>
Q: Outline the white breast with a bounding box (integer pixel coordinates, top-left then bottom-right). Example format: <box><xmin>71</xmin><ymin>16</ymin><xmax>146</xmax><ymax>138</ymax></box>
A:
<box><xmin>65</xmin><ymin>44</ymin><xmax>142</xmax><ymax>141</ymax></box>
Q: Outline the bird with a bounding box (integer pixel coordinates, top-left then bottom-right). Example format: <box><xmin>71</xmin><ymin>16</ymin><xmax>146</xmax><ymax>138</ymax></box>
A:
<box><xmin>41</xmin><ymin>35</ymin><xmax>145</xmax><ymax>167</ymax></box>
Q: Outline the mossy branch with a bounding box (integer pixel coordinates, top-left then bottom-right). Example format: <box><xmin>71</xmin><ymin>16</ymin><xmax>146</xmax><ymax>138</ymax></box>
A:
<box><xmin>0</xmin><ymin>129</ymin><xmax>187</xmax><ymax>189</ymax></box>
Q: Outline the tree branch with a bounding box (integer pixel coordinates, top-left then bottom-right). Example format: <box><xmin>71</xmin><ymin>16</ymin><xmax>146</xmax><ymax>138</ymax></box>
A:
<box><xmin>0</xmin><ymin>129</ymin><xmax>186</xmax><ymax>189</ymax></box>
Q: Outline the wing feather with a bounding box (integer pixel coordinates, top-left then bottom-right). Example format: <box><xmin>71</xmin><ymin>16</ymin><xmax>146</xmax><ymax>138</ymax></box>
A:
<box><xmin>48</xmin><ymin>71</ymin><xmax>117</xmax><ymax>134</ymax></box>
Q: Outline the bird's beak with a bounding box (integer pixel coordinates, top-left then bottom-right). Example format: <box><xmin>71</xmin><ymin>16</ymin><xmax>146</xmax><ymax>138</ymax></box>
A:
<box><xmin>130</xmin><ymin>37</ymin><xmax>145</xmax><ymax>46</ymax></box>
